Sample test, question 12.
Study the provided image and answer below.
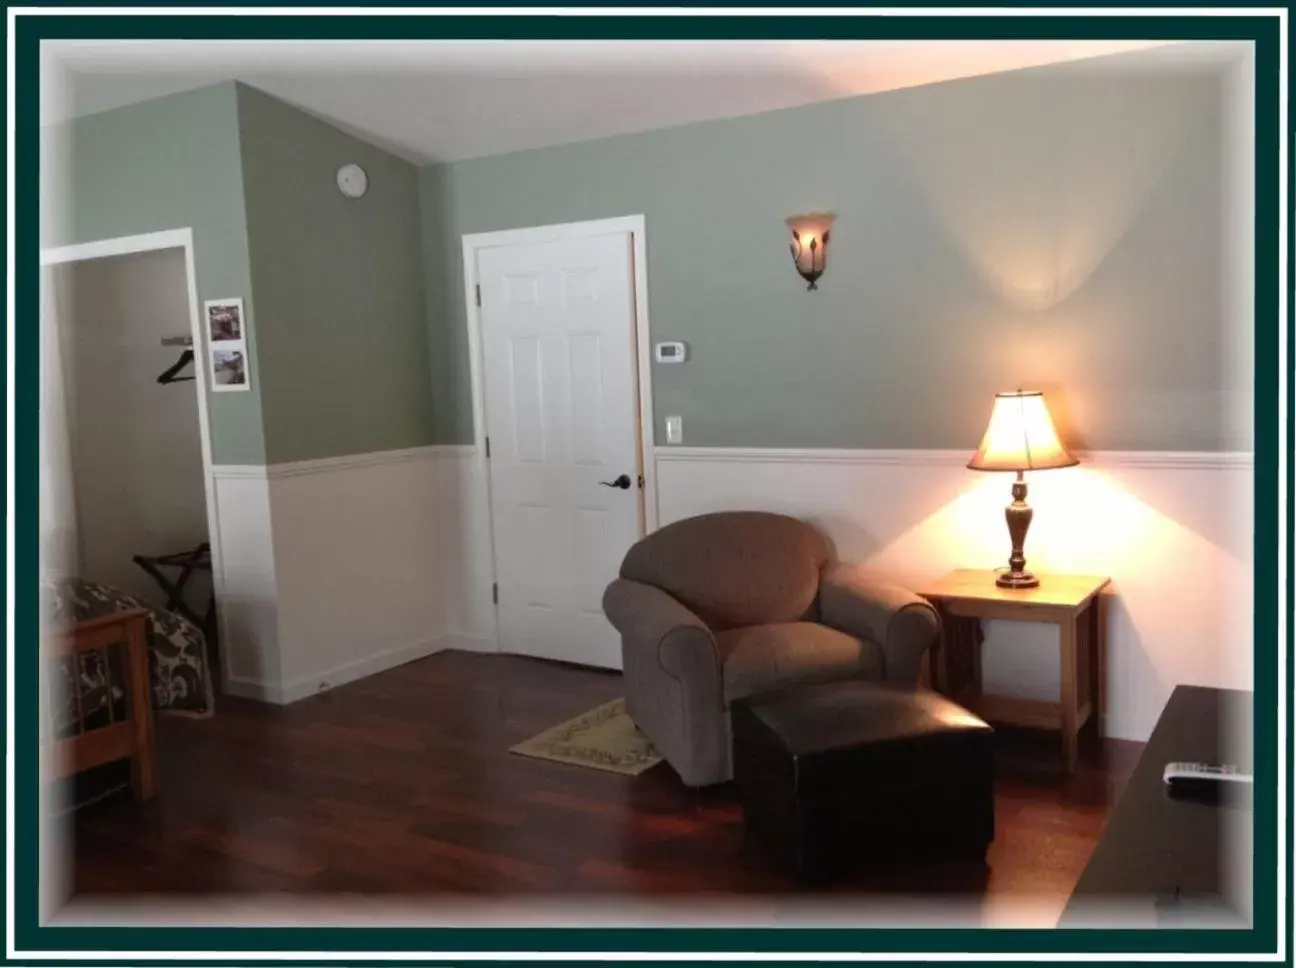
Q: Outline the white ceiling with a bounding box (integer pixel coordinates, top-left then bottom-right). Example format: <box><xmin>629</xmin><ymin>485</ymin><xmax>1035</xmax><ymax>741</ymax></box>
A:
<box><xmin>42</xmin><ymin>40</ymin><xmax>1186</xmax><ymax>163</ymax></box>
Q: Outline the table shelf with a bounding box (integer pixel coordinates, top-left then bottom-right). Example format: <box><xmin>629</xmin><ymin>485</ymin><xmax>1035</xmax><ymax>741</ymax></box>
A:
<box><xmin>921</xmin><ymin>569</ymin><xmax>1111</xmax><ymax>773</ymax></box>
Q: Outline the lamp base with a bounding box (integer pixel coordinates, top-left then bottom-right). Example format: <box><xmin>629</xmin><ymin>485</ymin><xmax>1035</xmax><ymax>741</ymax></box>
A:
<box><xmin>996</xmin><ymin>569</ymin><xmax>1039</xmax><ymax>589</ymax></box>
<box><xmin>998</xmin><ymin>471</ymin><xmax>1040</xmax><ymax>589</ymax></box>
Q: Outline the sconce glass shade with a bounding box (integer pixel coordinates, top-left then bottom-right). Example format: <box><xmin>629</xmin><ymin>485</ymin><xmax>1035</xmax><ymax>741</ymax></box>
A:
<box><xmin>967</xmin><ymin>390</ymin><xmax>1078</xmax><ymax>472</ymax></box>
<box><xmin>786</xmin><ymin>212</ymin><xmax>836</xmax><ymax>290</ymax></box>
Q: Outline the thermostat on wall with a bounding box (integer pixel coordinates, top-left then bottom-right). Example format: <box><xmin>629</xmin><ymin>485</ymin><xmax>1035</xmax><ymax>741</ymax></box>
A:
<box><xmin>654</xmin><ymin>341</ymin><xmax>688</xmax><ymax>363</ymax></box>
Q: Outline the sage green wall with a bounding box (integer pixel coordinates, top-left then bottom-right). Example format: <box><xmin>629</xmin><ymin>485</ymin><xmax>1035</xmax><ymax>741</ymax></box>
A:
<box><xmin>422</xmin><ymin>56</ymin><xmax>1248</xmax><ymax>451</ymax></box>
<box><xmin>42</xmin><ymin>83</ymin><xmax>267</xmax><ymax>464</ymax></box>
<box><xmin>236</xmin><ymin>85</ymin><xmax>433</xmax><ymax>464</ymax></box>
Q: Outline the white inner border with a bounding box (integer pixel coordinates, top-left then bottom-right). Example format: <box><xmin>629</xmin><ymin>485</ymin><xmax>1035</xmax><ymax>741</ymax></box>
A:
<box><xmin>7</xmin><ymin>9</ymin><xmax>1285</xmax><ymax>968</ymax></box>
<box><xmin>462</xmin><ymin>214</ymin><xmax>657</xmax><ymax>652</ymax></box>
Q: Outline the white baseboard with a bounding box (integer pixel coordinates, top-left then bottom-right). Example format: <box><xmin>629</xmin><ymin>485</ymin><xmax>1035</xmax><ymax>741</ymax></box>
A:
<box><xmin>222</xmin><ymin>674</ymin><xmax>285</xmax><ymax>705</ymax></box>
<box><xmin>278</xmin><ymin>636</ymin><xmax>448</xmax><ymax>704</ymax></box>
<box><xmin>221</xmin><ymin>641</ymin><xmax>443</xmax><ymax>705</ymax></box>
<box><xmin>221</xmin><ymin>635</ymin><xmax>489</xmax><ymax>705</ymax></box>
<box><xmin>436</xmin><ymin>634</ymin><xmax>497</xmax><ymax>654</ymax></box>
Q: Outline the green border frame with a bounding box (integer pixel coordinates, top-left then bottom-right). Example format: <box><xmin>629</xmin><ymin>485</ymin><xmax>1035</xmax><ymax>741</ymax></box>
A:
<box><xmin>6</xmin><ymin>7</ymin><xmax>1288</xmax><ymax>963</ymax></box>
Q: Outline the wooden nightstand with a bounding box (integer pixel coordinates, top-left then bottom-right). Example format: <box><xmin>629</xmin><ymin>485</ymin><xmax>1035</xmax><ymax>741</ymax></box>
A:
<box><xmin>919</xmin><ymin>569</ymin><xmax>1111</xmax><ymax>773</ymax></box>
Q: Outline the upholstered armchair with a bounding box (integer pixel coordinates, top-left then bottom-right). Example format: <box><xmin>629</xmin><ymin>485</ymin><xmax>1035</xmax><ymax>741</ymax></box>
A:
<box><xmin>602</xmin><ymin>511</ymin><xmax>940</xmax><ymax>787</ymax></box>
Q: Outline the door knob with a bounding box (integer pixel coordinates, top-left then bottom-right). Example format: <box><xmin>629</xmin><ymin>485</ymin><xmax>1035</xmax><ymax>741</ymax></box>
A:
<box><xmin>600</xmin><ymin>474</ymin><xmax>632</xmax><ymax>490</ymax></box>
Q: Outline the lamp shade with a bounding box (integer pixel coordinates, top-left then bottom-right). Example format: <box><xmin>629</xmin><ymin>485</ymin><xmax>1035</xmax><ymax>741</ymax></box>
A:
<box><xmin>967</xmin><ymin>390</ymin><xmax>1078</xmax><ymax>472</ymax></box>
<box><xmin>785</xmin><ymin>212</ymin><xmax>836</xmax><ymax>286</ymax></box>
<box><xmin>785</xmin><ymin>212</ymin><xmax>836</xmax><ymax>248</ymax></box>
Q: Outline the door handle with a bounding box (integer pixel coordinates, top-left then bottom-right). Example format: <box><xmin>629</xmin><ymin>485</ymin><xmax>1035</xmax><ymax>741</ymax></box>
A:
<box><xmin>600</xmin><ymin>474</ymin><xmax>632</xmax><ymax>490</ymax></box>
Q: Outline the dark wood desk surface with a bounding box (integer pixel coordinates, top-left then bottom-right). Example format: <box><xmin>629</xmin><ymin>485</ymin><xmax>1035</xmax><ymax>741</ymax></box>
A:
<box><xmin>1062</xmin><ymin>684</ymin><xmax>1253</xmax><ymax>927</ymax></box>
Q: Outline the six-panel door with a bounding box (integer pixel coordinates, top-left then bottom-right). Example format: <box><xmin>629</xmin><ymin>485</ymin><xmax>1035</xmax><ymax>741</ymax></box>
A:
<box><xmin>477</xmin><ymin>231</ymin><xmax>643</xmax><ymax>669</ymax></box>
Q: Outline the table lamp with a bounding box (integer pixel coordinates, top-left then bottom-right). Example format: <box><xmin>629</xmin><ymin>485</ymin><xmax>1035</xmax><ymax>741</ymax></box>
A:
<box><xmin>968</xmin><ymin>390</ymin><xmax>1078</xmax><ymax>589</ymax></box>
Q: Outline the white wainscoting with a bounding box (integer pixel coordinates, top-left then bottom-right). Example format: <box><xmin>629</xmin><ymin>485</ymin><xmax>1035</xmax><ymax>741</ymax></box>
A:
<box><xmin>427</xmin><ymin>447</ymin><xmax>498</xmax><ymax>653</ymax></box>
<box><xmin>214</xmin><ymin>443</ymin><xmax>1253</xmax><ymax>741</ymax></box>
<box><xmin>212</xmin><ymin>445</ymin><xmax>486</xmax><ymax>703</ymax></box>
<box><xmin>266</xmin><ymin>447</ymin><xmax>446</xmax><ymax>702</ymax></box>
<box><xmin>652</xmin><ymin>447</ymin><xmax>1254</xmax><ymax>742</ymax></box>
<box><xmin>208</xmin><ymin>469</ymin><xmax>280</xmax><ymax>700</ymax></box>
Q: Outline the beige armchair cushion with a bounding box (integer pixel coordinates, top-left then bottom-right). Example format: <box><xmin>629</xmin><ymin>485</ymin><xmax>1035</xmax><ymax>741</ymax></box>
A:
<box><xmin>718</xmin><ymin>622</ymin><xmax>884</xmax><ymax>705</ymax></box>
<box><xmin>618</xmin><ymin>510</ymin><xmax>830</xmax><ymax>631</ymax></box>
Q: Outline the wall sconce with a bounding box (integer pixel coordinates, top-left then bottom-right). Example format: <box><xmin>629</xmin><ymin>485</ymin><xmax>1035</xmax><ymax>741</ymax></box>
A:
<box><xmin>786</xmin><ymin>212</ymin><xmax>836</xmax><ymax>291</ymax></box>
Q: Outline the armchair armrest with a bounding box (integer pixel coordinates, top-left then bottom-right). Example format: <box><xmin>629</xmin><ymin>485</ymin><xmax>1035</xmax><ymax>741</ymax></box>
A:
<box><xmin>602</xmin><ymin>578</ymin><xmax>719</xmax><ymax>683</ymax></box>
<box><xmin>818</xmin><ymin>564</ymin><xmax>940</xmax><ymax>685</ymax></box>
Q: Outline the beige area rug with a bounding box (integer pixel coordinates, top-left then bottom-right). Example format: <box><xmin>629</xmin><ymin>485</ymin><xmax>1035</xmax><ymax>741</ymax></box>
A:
<box><xmin>510</xmin><ymin>698</ymin><xmax>664</xmax><ymax>776</ymax></box>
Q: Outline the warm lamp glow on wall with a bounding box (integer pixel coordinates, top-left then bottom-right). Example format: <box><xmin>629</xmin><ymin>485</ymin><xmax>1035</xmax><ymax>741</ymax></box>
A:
<box><xmin>968</xmin><ymin>390</ymin><xmax>1078</xmax><ymax>588</ymax></box>
<box><xmin>786</xmin><ymin>213</ymin><xmax>835</xmax><ymax>290</ymax></box>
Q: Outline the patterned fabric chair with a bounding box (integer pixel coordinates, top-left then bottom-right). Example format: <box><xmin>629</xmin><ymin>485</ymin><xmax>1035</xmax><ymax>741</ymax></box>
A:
<box><xmin>43</xmin><ymin>576</ymin><xmax>215</xmax><ymax>723</ymax></box>
<box><xmin>603</xmin><ymin>511</ymin><xmax>939</xmax><ymax>787</ymax></box>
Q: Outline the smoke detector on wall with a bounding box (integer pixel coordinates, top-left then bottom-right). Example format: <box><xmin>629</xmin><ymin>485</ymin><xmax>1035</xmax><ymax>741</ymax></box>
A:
<box><xmin>336</xmin><ymin>164</ymin><xmax>368</xmax><ymax>199</ymax></box>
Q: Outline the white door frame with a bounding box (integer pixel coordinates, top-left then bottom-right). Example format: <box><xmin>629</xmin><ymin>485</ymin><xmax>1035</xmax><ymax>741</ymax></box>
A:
<box><xmin>461</xmin><ymin>214</ymin><xmax>657</xmax><ymax>653</ymax></box>
<box><xmin>39</xmin><ymin>228</ymin><xmax>227</xmax><ymax>657</ymax></box>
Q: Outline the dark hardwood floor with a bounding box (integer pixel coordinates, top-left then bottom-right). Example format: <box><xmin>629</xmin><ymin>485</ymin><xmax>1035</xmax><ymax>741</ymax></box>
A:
<box><xmin>66</xmin><ymin>650</ymin><xmax>1141</xmax><ymax>925</ymax></box>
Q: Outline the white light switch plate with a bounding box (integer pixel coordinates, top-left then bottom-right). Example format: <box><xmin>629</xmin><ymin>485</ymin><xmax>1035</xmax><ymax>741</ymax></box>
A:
<box><xmin>665</xmin><ymin>416</ymin><xmax>683</xmax><ymax>444</ymax></box>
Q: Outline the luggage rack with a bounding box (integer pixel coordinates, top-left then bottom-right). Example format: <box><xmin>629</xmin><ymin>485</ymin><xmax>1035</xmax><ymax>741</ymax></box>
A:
<box><xmin>132</xmin><ymin>542</ymin><xmax>217</xmax><ymax>656</ymax></box>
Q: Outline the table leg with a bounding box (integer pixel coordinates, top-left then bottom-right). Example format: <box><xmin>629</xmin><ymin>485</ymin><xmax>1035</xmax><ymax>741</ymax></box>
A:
<box><xmin>1093</xmin><ymin>594</ymin><xmax>1107</xmax><ymax>737</ymax></box>
<box><xmin>932</xmin><ymin>611</ymin><xmax>983</xmax><ymax>705</ymax></box>
<box><xmin>124</xmin><ymin>616</ymin><xmax>157</xmax><ymax>801</ymax></box>
<box><xmin>1060</xmin><ymin>614</ymin><xmax>1079</xmax><ymax>773</ymax></box>
<box><xmin>926</xmin><ymin>606</ymin><xmax>944</xmax><ymax>692</ymax></box>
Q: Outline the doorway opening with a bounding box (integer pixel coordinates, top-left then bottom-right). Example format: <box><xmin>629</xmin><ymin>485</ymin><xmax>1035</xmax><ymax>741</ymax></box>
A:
<box><xmin>41</xmin><ymin>230</ymin><xmax>224</xmax><ymax>694</ymax></box>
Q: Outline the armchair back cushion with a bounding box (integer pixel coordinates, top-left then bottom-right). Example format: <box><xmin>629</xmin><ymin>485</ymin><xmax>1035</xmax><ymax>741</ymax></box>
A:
<box><xmin>618</xmin><ymin>510</ymin><xmax>830</xmax><ymax>631</ymax></box>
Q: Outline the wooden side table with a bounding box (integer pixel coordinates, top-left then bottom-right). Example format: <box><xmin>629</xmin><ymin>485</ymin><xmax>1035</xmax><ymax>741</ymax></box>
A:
<box><xmin>919</xmin><ymin>569</ymin><xmax>1111</xmax><ymax>773</ymax></box>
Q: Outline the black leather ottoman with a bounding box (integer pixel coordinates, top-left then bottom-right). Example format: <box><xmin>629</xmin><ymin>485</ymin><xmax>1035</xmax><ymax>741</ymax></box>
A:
<box><xmin>732</xmin><ymin>680</ymin><xmax>995</xmax><ymax>882</ymax></box>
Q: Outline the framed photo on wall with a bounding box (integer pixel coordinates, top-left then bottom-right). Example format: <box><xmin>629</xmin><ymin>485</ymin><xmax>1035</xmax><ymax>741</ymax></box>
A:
<box><xmin>203</xmin><ymin>298</ymin><xmax>251</xmax><ymax>392</ymax></box>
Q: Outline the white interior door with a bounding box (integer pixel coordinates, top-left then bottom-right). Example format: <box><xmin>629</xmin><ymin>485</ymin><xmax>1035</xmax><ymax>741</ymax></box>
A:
<box><xmin>477</xmin><ymin>229</ymin><xmax>643</xmax><ymax>669</ymax></box>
